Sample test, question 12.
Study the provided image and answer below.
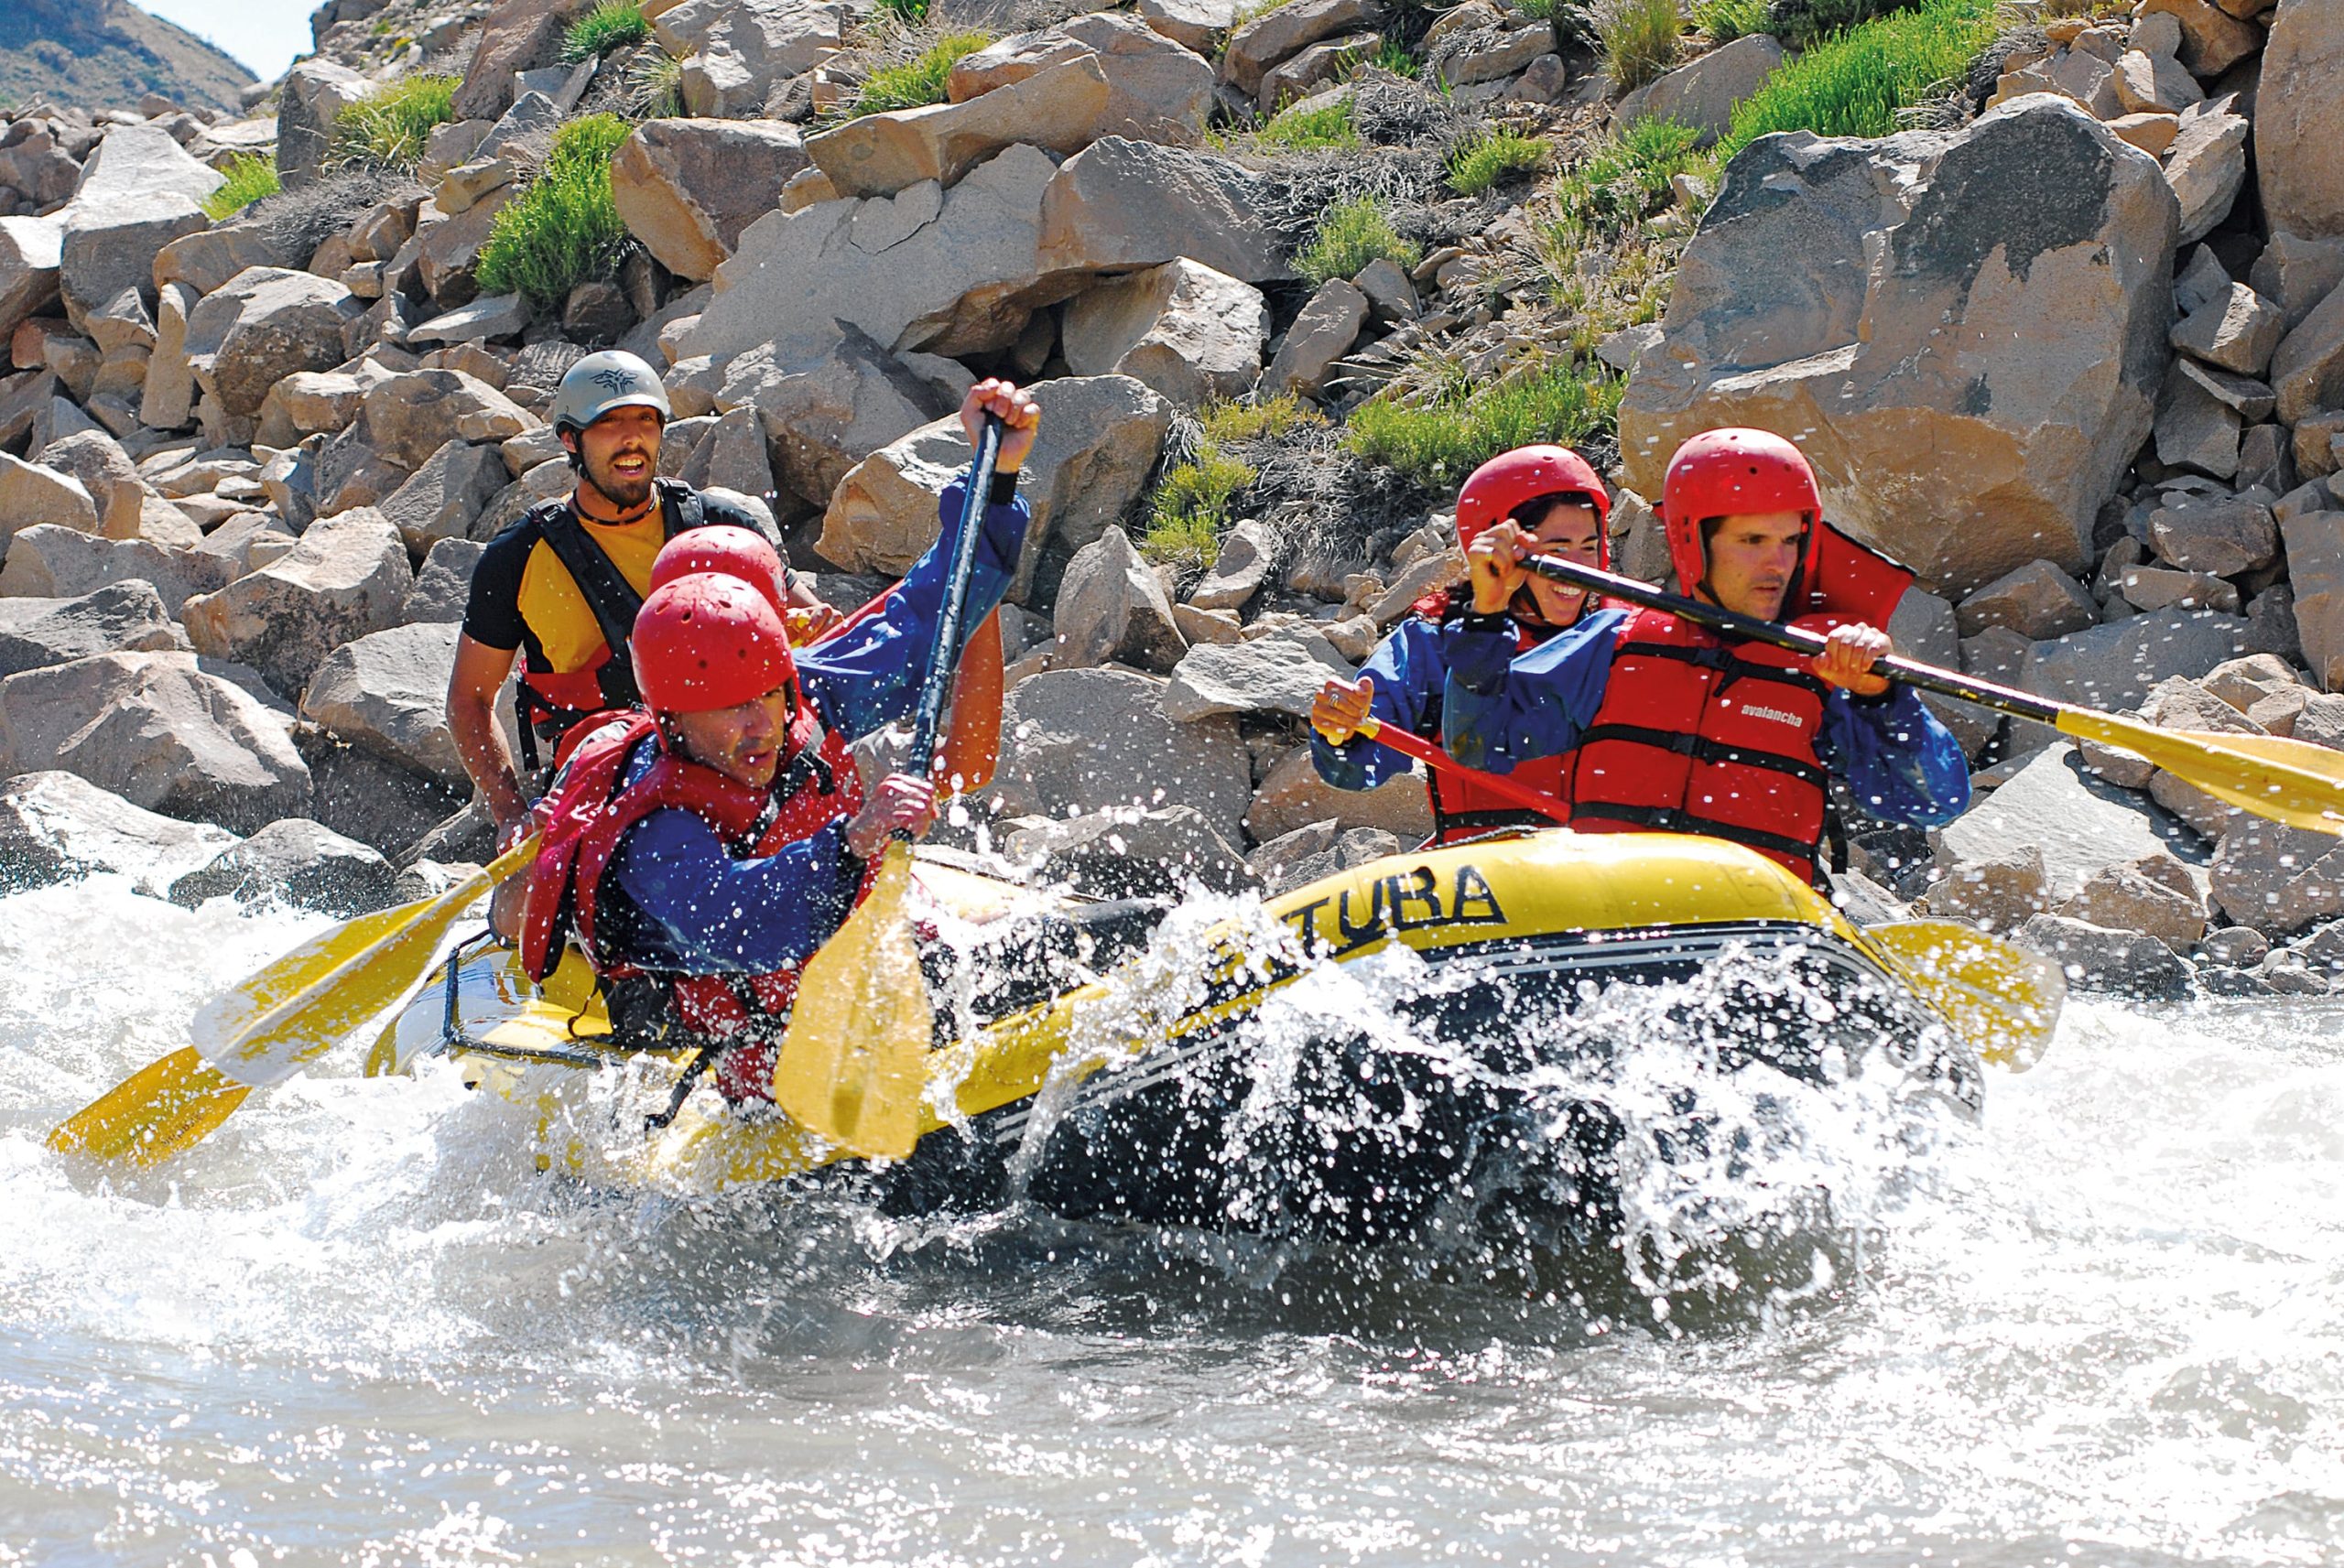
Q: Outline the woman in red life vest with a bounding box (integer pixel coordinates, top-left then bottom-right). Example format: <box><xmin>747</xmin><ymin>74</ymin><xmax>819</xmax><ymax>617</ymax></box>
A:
<box><xmin>1308</xmin><ymin>446</ymin><xmax>1611</xmax><ymax>845</ymax></box>
<box><xmin>515</xmin><ymin>383</ymin><xmax>1040</xmax><ymax>1102</ymax></box>
<box><xmin>1441</xmin><ymin>427</ymin><xmax>1970</xmax><ymax>886</ymax></box>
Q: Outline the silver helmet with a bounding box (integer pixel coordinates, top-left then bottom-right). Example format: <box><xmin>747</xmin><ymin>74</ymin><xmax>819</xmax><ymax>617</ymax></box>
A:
<box><xmin>550</xmin><ymin>350</ymin><xmax>671</xmax><ymax>436</ymax></box>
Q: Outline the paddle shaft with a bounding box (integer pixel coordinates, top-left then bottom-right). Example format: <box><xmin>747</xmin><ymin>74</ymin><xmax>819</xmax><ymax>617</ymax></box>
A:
<box><xmin>1520</xmin><ymin>554</ymin><xmax>2064</xmax><ymax>725</ymax></box>
<box><xmin>907</xmin><ymin>416</ymin><xmax>1003</xmax><ymax>779</ymax></box>
<box><xmin>1355</xmin><ymin>717</ymin><xmax>1572</xmax><ymax>826</ymax></box>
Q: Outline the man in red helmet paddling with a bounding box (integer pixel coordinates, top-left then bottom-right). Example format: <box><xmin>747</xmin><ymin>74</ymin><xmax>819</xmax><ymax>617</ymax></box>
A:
<box><xmin>1307</xmin><ymin>445</ymin><xmax>1611</xmax><ymax>844</ymax></box>
<box><xmin>1442</xmin><ymin>428</ymin><xmax>1970</xmax><ymax>887</ymax></box>
<box><xmin>512</xmin><ymin>382</ymin><xmax>1041</xmax><ymax>1103</ymax></box>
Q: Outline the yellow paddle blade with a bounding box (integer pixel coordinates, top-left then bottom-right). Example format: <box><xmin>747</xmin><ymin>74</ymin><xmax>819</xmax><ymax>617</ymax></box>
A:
<box><xmin>191</xmin><ymin>838</ymin><xmax>537</xmax><ymax>1086</ymax></box>
<box><xmin>2056</xmin><ymin>712</ymin><xmax>2344</xmax><ymax>834</ymax></box>
<box><xmin>1864</xmin><ymin>919</ymin><xmax>2066</xmax><ymax>1071</ymax></box>
<box><xmin>45</xmin><ymin>1046</ymin><xmax>254</xmax><ymax>1166</ymax></box>
<box><xmin>772</xmin><ymin>840</ymin><xmax>933</xmax><ymax>1161</ymax></box>
<box><xmin>45</xmin><ymin>838</ymin><xmax>539</xmax><ymax>1171</ymax></box>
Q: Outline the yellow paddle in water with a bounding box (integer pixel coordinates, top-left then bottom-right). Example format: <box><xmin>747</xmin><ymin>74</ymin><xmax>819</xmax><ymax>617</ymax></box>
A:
<box><xmin>48</xmin><ymin>838</ymin><xmax>540</xmax><ymax>1166</ymax></box>
<box><xmin>771</xmin><ymin>414</ymin><xmax>1006</xmax><ymax>1160</ymax></box>
<box><xmin>1521</xmin><ymin>554</ymin><xmax>2344</xmax><ymax>836</ymax></box>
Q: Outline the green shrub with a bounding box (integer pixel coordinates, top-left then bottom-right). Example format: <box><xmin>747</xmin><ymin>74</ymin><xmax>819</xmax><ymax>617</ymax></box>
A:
<box><xmin>201</xmin><ymin>153</ymin><xmax>280</xmax><ymax>220</ymax></box>
<box><xmin>1721</xmin><ymin>0</ymin><xmax>1997</xmax><ymax>155</ymax></box>
<box><xmin>1145</xmin><ymin>448</ymin><xmax>1258</xmax><ymax>566</ymax></box>
<box><xmin>560</xmin><ymin>0</ymin><xmax>650</xmax><ymax>62</ymax></box>
<box><xmin>1548</xmin><ymin>114</ymin><xmax>1708</xmax><ymax>243</ymax></box>
<box><xmin>875</xmin><ymin>0</ymin><xmax>930</xmax><ymax>18</ymax></box>
<box><xmin>1201</xmin><ymin>394</ymin><xmax>1317</xmax><ymax>446</ymax></box>
<box><xmin>1368</xmin><ymin>38</ymin><xmax>1421</xmax><ymax>76</ymax></box>
<box><xmin>1343</xmin><ymin>361</ymin><xmax>1624</xmax><ymax>489</ymax></box>
<box><xmin>1447</xmin><ymin>127</ymin><xmax>1546</xmax><ymax>195</ymax></box>
<box><xmin>1296</xmin><ymin>196</ymin><xmax>1422</xmax><ymax>287</ymax></box>
<box><xmin>1598</xmin><ymin>0</ymin><xmax>1682</xmax><ymax>92</ymax></box>
<box><xmin>1763</xmin><ymin>0</ymin><xmax>1925</xmax><ymax>50</ymax></box>
<box><xmin>626</xmin><ymin>49</ymin><xmax>686</xmax><ymax>117</ymax></box>
<box><xmin>1256</xmin><ymin>96</ymin><xmax>1359</xmax><ymax>151</ymax></box>
<box><xmin>475</xmin><ymin>114</ymin><xmax>635</xmax><ymax>309</ymax></box>
<box><xmin>849</xmin><ymin>32</ymin><xmax>993</xmax><ymax>117</ymax></box>
<box><xmin>331</xmin><ymin>74</ymin><xmax>460</xmax><ymax>171</ymax></box>
<box><xmin>1695</xmin><ymin>0</ymin><xmax>1772</xmax><ymax>41</ymax></box>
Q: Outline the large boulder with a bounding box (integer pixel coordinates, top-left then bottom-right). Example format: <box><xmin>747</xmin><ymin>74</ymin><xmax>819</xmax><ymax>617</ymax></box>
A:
<box><xmin>153</xmin><ymin>223</ymin><xmax>304</xmax><ymax>297</ymax></box>
<box><xmin>950</xmin><ymin>12</ymin><xmax>1216</xmax><ymax>146</ymax></box>
<box><xmin>0</xmin><ymin>581</ymin><xmax>183</xmax><ymax>677</ymax></box>
<box><xmin>276</xmin><ymin>59</ymin><xmax>369</xmax><ymax>184</ymax></box>
<box><xmin>1245</xmin><ymin>745</ymin><xmax>1433</xmax><ymax>842</ymax></box>
<box><xmin>2164</xmin><ymin>95</ymin><xmax>2248</xmax><ymax>246</ymax></box>
<box><xmin>2283</xmin><ymin>510</ymin><xmax>2344</xmax><ymax>688</ymax></box>
<box><xmin>0</xmin><ymin>771</ymin><xmax>240</xmax><ymax>893</ymax></box>
<box><xmin>376</xmin><ymin>439</ymin><xmax>510</xmax><ymax>553</ymax></box>
<box><xmin>2211</xmin><ymin>816</ymin><xmax>2344</xmax><ymax>934</ymax></box>
<box><xmin>2015</xmin><ymin>913</ymin><xmax>2195</xmax><ymax>998</ymax></box>
<box><xmin>1617</xmin><ymin>33</ymin><xmax>1785</xmax><ymax>146</ymax></box>
<box><xmin>1265</xmin><ymin>277</ymin><xmax>1368</xmax><ymax>399</ymax></box>
<box><xmin>1164</xmin><ymin>631</ymin><xmax>1351</xmax><ymax>720</ymax></box>
<box><xmin>297</xmin><ymin>622</ymin><xmax>466</xmax><ymax>784</ymax></box>
<box><xmin>180</xmin><ymin>508</ymin><xmax>412</xmax><ymax>698</ymax></box>
<box><xmin>182</xmin><ymin>267</ymin><xmax>363</xmax><ymax>420</ymax></box>
<box><xmin>1048</xmin><ymin>524</ymin><xmax>1188</xmax><ymax>672</ymax></box>
<box><xmin>1221</xmin><ymin>0</ymin><xmax>1388</xmax><ymax>98</ymax></box>
<box><xmin>168</xmin><ymin>818</ymin><xmax>398</xmax><ymax>916</ymax></box>
<box><xmin>1004</xmin><ymin>804</ymin><xmax>1253</xmax><ymax>898</ymax></box>
<box><xmin>713</xmin><ymin>321</ymin><xmax>953</xmax><ymax>509</ymax></box>
<box><xmin>2023</xmin><ymin>605</ymin><xmax>2250</xmax><ymax>711</ymax></box>
<box><xmin>452</xmin><ymin>0</ymin><xmax>591</xmax><ymax>121</ymax></box>
<box><xmin>2252</xmin><ymin>0</ymin><xmax>2344</xmax><ymax>244</ymax></box>
<box><xmin>0</xmin><ymin>526</ymin><xmax>234</xmax><ymax>614</ymax></box>
<box><xmin>1137</xmin><ymin>0</ymin><xmax>1241</xmax><ymax>52</ymax></box>
<box><xmin>1925</xmin><ymin>745</ymin><xmax>2198</xmax><ymax>930</ymax></box>
<box><xmin>361</xmin><ymin>369</ymin><xmax>537</xmax><ymax>470</ymax></box>
<box><xmin>1618</xmin><ymin>94</ymin><xmax>2179</xmax><ymax>595</ymax></box>
<box><xmin>808</xmin><ymin>56</ymin><xmax>1112</xmax><ymax>200</ymax></box>
<box><xmin>682</xmin><ymin>144</ymin><xmax>1062</xmax><ymax>366</ymax></box>
<box><xmin>57</xmin><ymin>195</ymin><xmax>209</xmax><ymax>335</ymax></box>
<box><xmin>1036</xmin><ymin>137</ymin><xmax>1285</xmax><ymax>286</ymax></box>
<box><xmin>1060</xmin><ymin>256</ymin><xmax>1267</xmax><ymax>406</ymax></box>
<box><xmin>0</xmin><ymin>216</ymin><xmax>62</xmax><ymax>342</ymax></box>
<box><xmin>611</xmin><ymin>119</ymin><xmax>812</xmax><ymax>283</ymax></box>
<box><xmin>403</xmin><ymin>538</ymin><xmax>486</xmax><ymax>624</ymax></box>
<box><xmin>653</xmin><ymin>0</ymin><xmax>845</xmax><ymax>119</ymax></box>
<box><xmin>819</xmin><ymin>375</ymin><xmax>1171</xmax><ymax>596</ymax></box>
<box><xmin>0</xmin><ymin>452</ymin><xmax>100</xmax><ymax>553</ymax></box>
<box><xmin>986</xmin><ymin>665</ymin><xmax>1254</xmax><ymax>840</ymax></box>
<box><xmin>71</xmin><ymin>124</ymin><xmax>223</xmax><ymax>207</ymax></box>
<box><xmin>2270</xmin><ymin>281</ymin><xmax>2344</xmax><ymax>427</ymax></box>
<box><xmin>0</xmin><ymin>651</ymin><xmax>311</xmax><ymax>833</ymax></box>
<box><xmin>34</xmin><ymin>430</ymin><xmax>176</xmax><ymax>543</ymax></box>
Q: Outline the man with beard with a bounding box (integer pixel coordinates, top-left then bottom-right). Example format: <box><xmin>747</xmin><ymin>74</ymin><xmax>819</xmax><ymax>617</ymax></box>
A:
<box><xmin>447</xmin><ymin>350</ymin><xmax>839</xmax><ymax>851</ymax></box>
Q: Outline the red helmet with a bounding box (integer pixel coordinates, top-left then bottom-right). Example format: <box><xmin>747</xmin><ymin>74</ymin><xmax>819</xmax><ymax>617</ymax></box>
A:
<box><xmin>648</xmin><ymin>525</ymin><xmax>789</xmax><ymax>617</ymax></box>
<box><xmin>1455</xmin><ymin>445</ymin><xmax>1612</xmax><ymax>567</ymax></box>
<box><xmin>630</xmin><ymin>571</ymin><xmax>797</xmax><ymax>715</ymax></box>
<box><xmin>1657</xmin><ymin>427</ymin><xmax>1823</xmax><ymax>591</ymax></box>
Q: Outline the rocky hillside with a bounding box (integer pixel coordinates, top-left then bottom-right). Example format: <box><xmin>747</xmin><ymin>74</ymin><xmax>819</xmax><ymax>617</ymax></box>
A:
<box><xmin>2</xmin><ymin>0</ymin><xmax>2343</xmax><ymax>1002</ymax></box>
<box><xmin>0</xmin><ymin>0</ymin><xmax>257</xmax><ymax>120</ymax></box>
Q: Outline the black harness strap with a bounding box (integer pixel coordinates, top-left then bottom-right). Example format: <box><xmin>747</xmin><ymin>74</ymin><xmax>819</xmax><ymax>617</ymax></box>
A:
<box><xmin>1615</xmin><ymin>637</ymin><xmax>1831</xmax><ymax>699</ymax></box>
<box><xmin>1575</xmin><ymin>722</ymin><xmax>1830</xmax><ymax>788</ymax></box>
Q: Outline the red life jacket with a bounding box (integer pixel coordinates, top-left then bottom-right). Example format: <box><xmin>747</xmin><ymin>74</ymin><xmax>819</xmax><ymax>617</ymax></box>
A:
<box><xmin>1410</xmin><ymin>602</ymin><xmax>1572</xmax><ymax>846</ymax></box>
<box><xmin>1565</xmin><ymin>607</ymin><xmax>1839</xmax><ymax>884</ymax></box>
<box><xmin>517</xmin><ymin>707</ymin><xmax>874</xmax><ymax>1098</ymax></box>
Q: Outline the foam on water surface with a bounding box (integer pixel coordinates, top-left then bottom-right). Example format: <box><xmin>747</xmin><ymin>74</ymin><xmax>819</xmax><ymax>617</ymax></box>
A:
<box><xmin>4</xmin><ymin>870</ymin><xmax>2342</xmax><ymax>1565</ymax></box>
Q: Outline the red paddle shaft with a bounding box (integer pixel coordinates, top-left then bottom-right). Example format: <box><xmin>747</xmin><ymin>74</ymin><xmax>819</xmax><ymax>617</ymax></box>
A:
<box><xmin>1354</xmin><ymin>716</ymin><xmax>1571</xmax><ymax>826</ymax></box>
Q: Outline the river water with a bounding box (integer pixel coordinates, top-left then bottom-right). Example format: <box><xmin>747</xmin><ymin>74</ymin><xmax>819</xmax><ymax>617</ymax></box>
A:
<box><xmin>4</xmin><ymin>871</ymin><xmax>2341</xmax><ymax>1567</ymax></box>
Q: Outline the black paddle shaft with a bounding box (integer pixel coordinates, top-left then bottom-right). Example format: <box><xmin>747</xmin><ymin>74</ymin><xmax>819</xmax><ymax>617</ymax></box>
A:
<box><xmin>906</xmin><ymin>414</ymin><xmax>1004</xmax><ymax>778</ymax></box>
<box><xmin>1520</xmin><ymin>552</ymin><xmax>2066</xmax><ymax>726</ymax></box>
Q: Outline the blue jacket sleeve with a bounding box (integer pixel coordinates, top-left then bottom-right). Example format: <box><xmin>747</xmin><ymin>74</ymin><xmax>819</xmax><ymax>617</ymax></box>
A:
<box><xmin>1441</xmin><ymin>609</ymin><xmax>1625</xmax><ymax>771</ymax></box>
<box><xmin>1309</xmin><ymin>619</ymin><xmax>1446</xmax><ymax>792</ymax></box>
<box><xmin>795</xmin><ymin>469</ymin><xmax>1029</xmax><ymax>741</ymax></box>
<box><xmin>604</xmin><ymin>808</ymin><xmax>862</xmax><ymax>973</ymax></box>
<box><xmin>1817</xmin><ymin>686</ymin><xmax>1972</xmax><ymax>827</ymax></box>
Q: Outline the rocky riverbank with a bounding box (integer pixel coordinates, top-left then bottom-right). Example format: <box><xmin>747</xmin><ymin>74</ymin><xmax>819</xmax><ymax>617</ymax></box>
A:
<box><xmin>2</xmin><ymin>0</ymin><xmax>2341</xmax><ymax>1002</ymax></box>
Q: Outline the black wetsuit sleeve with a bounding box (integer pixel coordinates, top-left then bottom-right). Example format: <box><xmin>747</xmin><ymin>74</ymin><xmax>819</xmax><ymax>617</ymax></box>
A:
<box><xmin>460</xmin><ymin>520</ymin><xmax>537</xmax><ymax>651</ymax></box>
